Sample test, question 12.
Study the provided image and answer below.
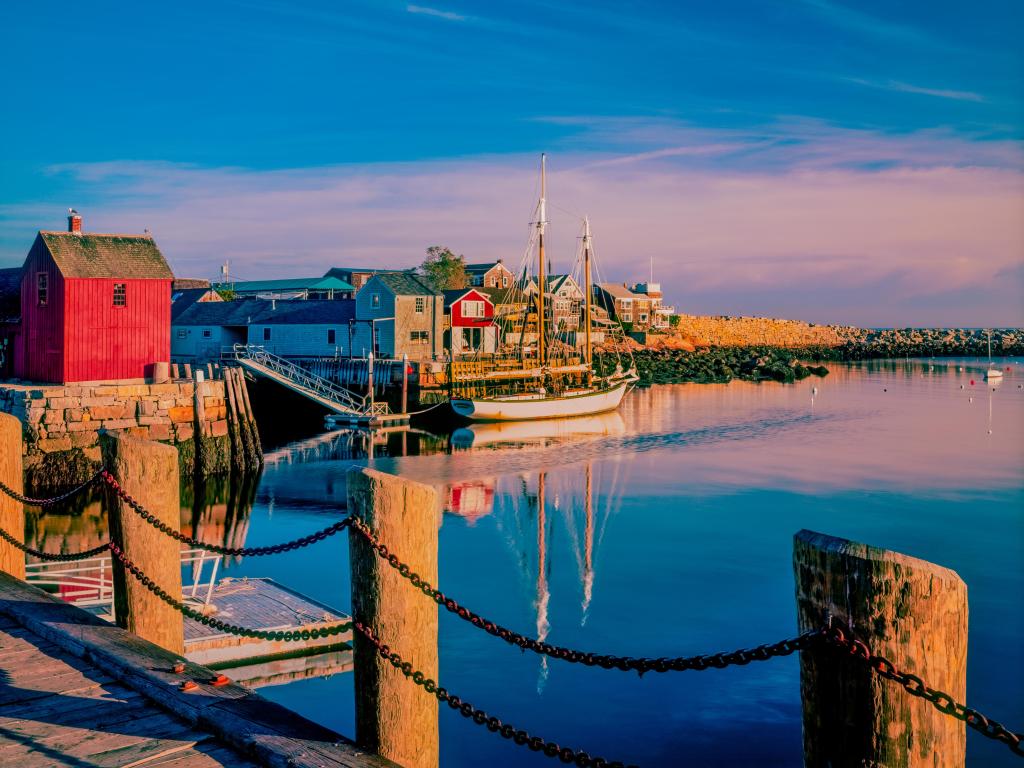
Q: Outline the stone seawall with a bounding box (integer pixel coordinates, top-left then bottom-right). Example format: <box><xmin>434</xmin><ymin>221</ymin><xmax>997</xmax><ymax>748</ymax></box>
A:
<box><xmin>0</xmin><ymin>379</ymin><xmax>235</xmax><ymax>492</ymax></box>
<box><xmin>668</xmin><ymin>315</ymin><xmax>849</xmax><ymax>348</ymax></box>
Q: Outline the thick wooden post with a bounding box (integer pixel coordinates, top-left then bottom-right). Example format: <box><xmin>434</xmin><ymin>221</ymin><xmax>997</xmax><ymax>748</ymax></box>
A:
<box><xmin>0</xmin><ymin>413</ymin><xmax>25</xmax><ymax>579</ymax></box>
<box><xmin>401</xmin><ymin>353</ymin><xmax>409</xmax><ymax>414</ymax></box>
<box><xmin>102</xmin><ymin>434</ymin><xmax>184</xmax><ymax>655</ymax></box>
<box><xmin>794</xmin><ymin>530</ymin><xmax>967</xmax><ymax>768</ymax></box>
<box><xmin>347</xmin><ymin>467</ymin><xmax>438</xmax><ymax>768</ymax></box>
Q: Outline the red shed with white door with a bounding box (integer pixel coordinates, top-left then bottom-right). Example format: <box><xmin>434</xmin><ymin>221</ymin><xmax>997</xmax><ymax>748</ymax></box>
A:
<box><xmin>13</xmin><ymin>212</ymin><xmax>174</xmax><ymax>383</ymax></box>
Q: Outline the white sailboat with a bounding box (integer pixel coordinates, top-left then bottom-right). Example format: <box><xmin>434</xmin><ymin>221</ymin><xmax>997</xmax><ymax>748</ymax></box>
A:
<box><xmin>451</xmin><ymin>155</ymin><xmax>637</xmax><ymax>422</ymax></box>
<box><xmin>984</xmin><ymin>329</ymin><xmax>1003</xmax><ymax>381</ymax></box>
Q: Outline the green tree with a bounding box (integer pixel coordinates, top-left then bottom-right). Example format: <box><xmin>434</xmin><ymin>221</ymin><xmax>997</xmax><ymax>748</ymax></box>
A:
<box><xmin>420</xmin><ymin>246</ymin><xmax>468</xmax><ymax>290</ymax></box>
<box><xmin>215</xmin><ymin>287</ymin><xmax>236</xmax><ymax>301</ymax></box>
<box><xmin>669</xmin><ymin>314</ymin><xmax>681</xmax><ymax>329</ymax></box>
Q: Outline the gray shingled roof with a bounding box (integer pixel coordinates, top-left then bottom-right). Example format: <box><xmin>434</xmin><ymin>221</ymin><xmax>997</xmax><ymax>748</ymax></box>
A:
<box><xmin>39</xmin><ymin>232</ymin><xmax>174</xmax><ymax>280</ymax></box>
<box><xmin>174</xmin><ymin>298</ymin><xmax>355</xmax><ymax>326</ymax></box>
<box><xmin>171</xmin><ymin>287</ymin><xmax>222</xmax><ymax>321</ymax></box>
<box><xmin>369</xmin><ymin>272</ymin><xmax>439</xmax><ymax>296</ymax></box>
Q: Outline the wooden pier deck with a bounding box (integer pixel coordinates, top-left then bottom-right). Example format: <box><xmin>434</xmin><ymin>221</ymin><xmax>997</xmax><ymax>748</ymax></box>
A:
<box><xmin>0</xmin><ymin>572</ymin><xmax>396</xmax><ymax>768</ymax></box>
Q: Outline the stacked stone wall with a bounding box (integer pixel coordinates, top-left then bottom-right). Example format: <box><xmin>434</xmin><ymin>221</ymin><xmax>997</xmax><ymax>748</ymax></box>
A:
<box><xmin>669</xmin><ymin>315</ymin><xmax>851</xmax><ymax>348</ymax></box>
<box><xmin>0</xmin><ymin>380</ymin><xmax>232</xmax><ymax>491</ymax></box>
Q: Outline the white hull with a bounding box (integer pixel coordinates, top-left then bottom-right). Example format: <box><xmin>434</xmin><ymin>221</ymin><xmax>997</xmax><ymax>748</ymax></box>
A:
<box><xmin>451</xmin><ymin>411</ymin><xmax>626</xmax><ymax>449</ymax></box>
<box><xmin>985</xmin><ymin>368</ymin><xmax>1003</xmax><ymax>380</ymax></box>
<box><xmin>451</xmin><ymin>381</ymin><xmax>630</xmax><ymax>422</ymax></box>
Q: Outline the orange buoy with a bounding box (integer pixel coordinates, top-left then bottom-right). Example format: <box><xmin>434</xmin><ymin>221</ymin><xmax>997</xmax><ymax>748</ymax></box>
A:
<box><xmin>179</xmin><ymin>681</ymin><xmax>198</xmax><ymax>692</ymax></box>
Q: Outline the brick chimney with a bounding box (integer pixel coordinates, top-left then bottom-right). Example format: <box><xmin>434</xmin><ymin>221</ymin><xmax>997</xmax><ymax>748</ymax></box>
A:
<box><xmin>68</xmin><ymin>209</ymin><xmax>82</xmax><ymax>234</ymax></box>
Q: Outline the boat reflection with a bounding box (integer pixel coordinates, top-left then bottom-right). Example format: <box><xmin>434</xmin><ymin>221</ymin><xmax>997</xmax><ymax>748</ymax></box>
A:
<box><xmin>450</xmin><ymin>411</ymin><xmax>626</xmax><ymax>450</ymax></box>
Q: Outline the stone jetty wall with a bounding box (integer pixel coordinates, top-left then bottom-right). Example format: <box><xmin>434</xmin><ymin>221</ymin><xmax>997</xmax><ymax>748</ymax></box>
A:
<box><xmin>667</xmin><ymin>315</ymin><xmax>850</xmax><ymax>348</ymax></box>
<box><xmin>0</xmin><ymin>379</ymin><xmax>234</xmax><ymax>492</ymax></box>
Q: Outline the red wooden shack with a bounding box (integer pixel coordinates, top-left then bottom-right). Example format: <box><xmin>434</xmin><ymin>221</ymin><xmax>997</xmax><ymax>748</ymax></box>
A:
<box><xmin>443</xmin><ymin>288</ymin><xmax>497</xmax><ymax>355</ymax></box>
<box><xmin>11</xmin><ymin>212</ymin><xmax>174</xmax><ymax>383</ymax></box>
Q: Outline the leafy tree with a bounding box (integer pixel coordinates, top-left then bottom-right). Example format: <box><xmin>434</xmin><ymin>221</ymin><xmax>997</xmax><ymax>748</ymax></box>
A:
<box><xmin>669</xmin><ymin>314</ymin><xmax>681</xmax><ymax>329</ymax></box>
<box><xmin>215</xmin><ymin>287</ymin><xmax>236</xmax><ymax>301</ymax></box>
<box><xmin>420</xmin><ymin>246</ymin><xmax>468</xmax><ymax>290</ymax></box>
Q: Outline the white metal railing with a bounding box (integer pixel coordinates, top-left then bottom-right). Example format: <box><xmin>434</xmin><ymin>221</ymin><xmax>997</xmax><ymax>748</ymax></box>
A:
<box><xmin>231</xmin><ymin>344</ymin><xmax>384</xmax><ymax>415</ymax></box>
<box><xmin>26</xmin><ymin>548</ymin><xmax>221</xmax><ymax>618</ymax></box>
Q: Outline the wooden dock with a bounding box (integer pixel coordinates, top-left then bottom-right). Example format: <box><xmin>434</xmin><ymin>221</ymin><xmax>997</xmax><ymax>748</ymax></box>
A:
<box><xmin>0</xmin><ymin>572</ymin><xmax>396</xmax><ymax>768</ymax></box>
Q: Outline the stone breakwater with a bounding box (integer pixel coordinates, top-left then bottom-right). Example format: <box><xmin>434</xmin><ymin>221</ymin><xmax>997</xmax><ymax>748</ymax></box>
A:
<box><xmin>668</xmin><ymin>315</ymin><xmax>847</xmax><ymax>349</ymax></box>
<box><xmin>0</xmin><ymin>379</ymin><xmax>243</xmax><ymax>492</ymax></box>
<box><xmin>613</xmin><ymin>348</ymin><xmax>830</xmax><ymax>387</ymax></box>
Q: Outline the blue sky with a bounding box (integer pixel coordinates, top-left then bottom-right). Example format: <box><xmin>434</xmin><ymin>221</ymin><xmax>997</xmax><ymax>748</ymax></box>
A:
<box><xmin>1</xmin><ymin>1</ymin><xmax>1021</xmax><ymax>325</ymax></box>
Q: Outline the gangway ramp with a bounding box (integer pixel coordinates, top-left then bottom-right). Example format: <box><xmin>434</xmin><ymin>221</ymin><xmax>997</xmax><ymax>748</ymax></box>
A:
<box><xmin>229</xmin><ymin>345</ymin><xmax>400</xmax><ymax>425</ymax></box>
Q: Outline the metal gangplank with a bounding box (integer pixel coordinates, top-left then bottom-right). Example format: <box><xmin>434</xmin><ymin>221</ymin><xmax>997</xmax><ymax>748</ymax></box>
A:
<box><xmin>230</xmin><ymin>344</ymin><xmax>388</xmax><ymax>419</ymax></box>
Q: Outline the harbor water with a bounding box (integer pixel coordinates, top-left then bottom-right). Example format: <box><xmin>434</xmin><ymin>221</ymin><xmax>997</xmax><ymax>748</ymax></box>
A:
<box><xmin>26</xmin><ymin>357</ymin><xmax>1024</xmax><ymax>766</ymax></box>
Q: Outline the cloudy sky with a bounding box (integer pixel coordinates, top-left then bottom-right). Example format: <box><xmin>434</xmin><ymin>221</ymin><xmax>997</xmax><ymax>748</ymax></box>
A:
<box><xmin>1</xmin><ymin>1</ymin><xmax>1021</xmax><ymax>326</ymax></box>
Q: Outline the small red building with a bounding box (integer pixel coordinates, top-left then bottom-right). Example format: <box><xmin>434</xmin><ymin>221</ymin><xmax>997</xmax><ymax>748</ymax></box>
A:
<box><xmin>9</xmin><ymin>212</ymin><xmax>174</xmax><ymax>383</ymax></box>
<box><xmin>443</xmin><ymin>288</ymin><xmax>497</xmax><ymax>355</ymax></box>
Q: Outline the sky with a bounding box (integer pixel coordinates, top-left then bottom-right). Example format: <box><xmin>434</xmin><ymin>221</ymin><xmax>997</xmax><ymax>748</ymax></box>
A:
<box><xmin>1</xmin><ymin>0</ymin><xmax>1022</xmax><ymax>326</ymax></box>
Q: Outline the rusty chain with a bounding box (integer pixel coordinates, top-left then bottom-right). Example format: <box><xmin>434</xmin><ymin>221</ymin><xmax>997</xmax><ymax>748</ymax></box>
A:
<box><xmin>0</xmin><ymin>524</ymin><xmax>111</xmax><ymax>561</ymax></box>
<box><xmin>0</xmin><ymin>471</ymin><xmax>105</xmax><ymax>506</ymax></box>
<box><xmin>101</xmin><ymin>470</ymin><xmax>351</xmax><ymax>556</ymax></box>
<box><xmin>354</xmin><ymin>619</ymin><xmax>638</xmax><ymax>768</ymax></box>
<box><xmin>822</xmin><ymin>624</ymin><xmax>1023</xmax><ymax>757</ymax></box>
<box><xmin>350</xmin><ymin>515</ymin><xmax>821</xmax><ymax>673</ymax></box>
<box><xmin>109</xmin><ymin>542</ymin><xmax>352</xmax><ymax>641</ymax></box>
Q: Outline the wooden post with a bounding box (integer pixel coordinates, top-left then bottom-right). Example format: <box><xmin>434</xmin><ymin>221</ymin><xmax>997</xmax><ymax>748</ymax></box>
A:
<box><xmin>401</xmin><ymin>353</ymin><xmax>408</xmax><ymax>414</ymax></box>
<box><xmin>347</xmin><ymin>467</ymin><xmax>438</xmax><ymax>768</ymax></box>
<box><xmin>367</xmin><ymin>352</ymin><xmax>375</xmax><ymax>412</ymax></box>
<box><xmin>0</xmin><ymin>413</ymin><xmax>25</xmax><ymax>579</ymax></box>
<box><xmin>235</xmin><ymin>369</ymin><xmax>263</xmax><ymax>467</ymax></box>
<box><xmin>793</xmin><ymin>530</ymin><xmax>967</xmax><ymax>768</ymax></box>
<box><xmin>102</xmin><ymin>434</ymin><xmax>184</xmax><ymax>655</ymax></box>
<box><xmin>224</xmin><ymin>368</ymin><xmax>245</xmax><ymax>474</ymax></box>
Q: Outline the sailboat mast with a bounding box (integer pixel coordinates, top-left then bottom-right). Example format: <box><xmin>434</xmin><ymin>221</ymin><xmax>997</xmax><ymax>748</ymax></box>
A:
<box><xmin>583</xmin><ymin>217</ymin><xmax>593</xmax><ymax>369</ymax></box>
<box><xmin>537</xmin><ymin>154</ymin><xmax>547</xmax><ymax>367</ymax></box>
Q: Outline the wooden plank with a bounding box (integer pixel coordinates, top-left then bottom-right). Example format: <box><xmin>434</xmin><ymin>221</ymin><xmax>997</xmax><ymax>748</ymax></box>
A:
<box><xmin>0</xmin><ymin>573</ymin><xmax>398</xmax><ymax>768</ymax></box>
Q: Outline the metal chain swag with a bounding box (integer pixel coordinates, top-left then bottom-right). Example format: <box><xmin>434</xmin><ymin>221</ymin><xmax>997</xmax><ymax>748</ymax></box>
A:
<box><xmin>1</xmin><ymin>472</ymin><xmax>1019</xmax><ymax>759</ymax></box>
<box><xmin>351</xmin><ymin>516</ymin><xmax>1024</xmax><ymax>758</ymax></box>
<box><xmin>101</xmin><ymin>470</ymin><xmax>352</xmax><ymax>556</ymax></box>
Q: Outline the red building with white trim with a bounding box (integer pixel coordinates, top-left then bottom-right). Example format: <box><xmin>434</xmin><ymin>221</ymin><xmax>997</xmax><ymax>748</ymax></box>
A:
<box><xmin>7</xmin><ymin>212</ymin><xmax>174</xmax><ymax>383</ymax></box>
<box><xmin>443</xmin><ymin>288</ymin><xmax>497</xmax><ymax>355</ymax></box>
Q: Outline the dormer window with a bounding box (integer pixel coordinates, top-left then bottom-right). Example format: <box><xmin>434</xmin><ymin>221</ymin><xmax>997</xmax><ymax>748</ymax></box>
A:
<box><xmin>113</xmin><ymin>283</ymin><xmax>126</xmax><ymax>306</ymax></box>
<box><xmin>371</xmin><ymin>293</ymin><xmax>381</xmax><ymax>309</ymax></box>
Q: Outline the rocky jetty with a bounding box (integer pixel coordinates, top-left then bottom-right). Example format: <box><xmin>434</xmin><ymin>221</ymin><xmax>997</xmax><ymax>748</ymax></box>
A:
<box><xmin>597</xmin><ymin>348</ymin><xmax>830</xmax><ymax>387</ymax></box>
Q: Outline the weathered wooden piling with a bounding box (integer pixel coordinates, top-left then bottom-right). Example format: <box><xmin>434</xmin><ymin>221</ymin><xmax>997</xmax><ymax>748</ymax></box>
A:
<box><xmin>102</xmin><ymin>434</ymin><xmax>184</xmax><ymax>655</ymax></box>
<box><xmin>347</xmin><ymin>467</ymin><xmax>439</xmax><ymax>768</ymax></box>
<box><xmin>235</xmin><ymin>368</ymin><xmax>263</xmax><ymax>467</ymax></box>
<box><xmin>224</xmin><ymin>368</ymin><xmax>245</xmax><ymax>474</ymax></box>
<box><xmin>0</xmin><ymin>413</ymin><xmax>25</xmax><ymax>579</ymax></box>
<box><xmin>793</xmin><ymin>530</ymin><xmax>967</xmax><ymax>768</ymax></box>
<box><xmin>401</xmin><ymin>353</ymin><xmax>409</xmax><ymax>414</ymax></box>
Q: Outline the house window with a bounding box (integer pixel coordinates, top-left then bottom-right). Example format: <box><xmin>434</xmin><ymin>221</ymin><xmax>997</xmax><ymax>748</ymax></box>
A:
<box><xmin>36</xmin><ymin>273</ymin><xmax>48</xmax><ymax>307</ymax></box>
<box><xmin>371</xmin><ymin>293</ymin><xmax>381</xmax><ymax>309</ymax></box>
<box><xmin>113</xmin><ymin>283</ymin><xmax>126</xmax><ymax>306</ymax></box>
<box><xmin>328</xmin><ymin>329</ymin><xmax>336</xmax><ymax>344</ymax></box>
<box><xmin>263</xmin><ymin>328</ymin><xmax>271</xmax><ymax>341</ymax></box>
<box><xmin>176</xmin><ymin>329</ymin><xmax>187</xmax><ymax>339</ymax></box>
<box><xmin>415</xmin><ymin>297</ymin><xmax>425</xmax><ymax>313</ymax></box>
<box><xmin>502</xmin><ymin>276</ymin><xmax>509</xmax><ymax>287</ymax></box>
<box><xmin>410</xmin><ymin>330</ymin><xmax>429</xmax><ymax>344</ymax></box>
<box><xmin>622</xmin><ymin>313</ymin><xmax>632</xmax><ymax>322</ymax></box>
<box><xmin>639</xmin><ymin>314</ymin><xmax>648</xmax><ymax>323</ymax></box>
<box><xmin>202</xmin><ymin>329</ymin><xmax>212</xmax><ymax>338</ymax></box>
<box><xmin>462</xmin><ymin>300</ymin><xmax>485</xmax><ymax>318</ymax></box>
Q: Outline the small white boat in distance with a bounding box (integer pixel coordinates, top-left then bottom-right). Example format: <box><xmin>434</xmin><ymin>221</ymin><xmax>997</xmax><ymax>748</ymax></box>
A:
<box><xmin>984</xmin><ymin>329</ymin><xmax>1003</xmax><ymax>380</ymax></box>
<box><xmin>451</xmin><ymin>379</ymin><xmax>631</xmax><ymax>422</ymax></box>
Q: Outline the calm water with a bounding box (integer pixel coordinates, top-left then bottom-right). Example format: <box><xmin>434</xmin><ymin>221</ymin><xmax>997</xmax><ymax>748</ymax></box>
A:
<box><xmin>28</xmin><ymin>358</ymin><xmax>1024</xmax><ymax>766</ymax></box>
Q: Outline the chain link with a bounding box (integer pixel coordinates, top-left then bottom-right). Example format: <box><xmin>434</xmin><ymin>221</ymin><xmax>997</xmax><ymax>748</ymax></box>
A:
<box><xmin>822</xmin><ymin>625</ymin><xmax>1023</xmax><ymax>758</ymax></box>
<box><xmin>0</xmin><ymin>524</ymin><xmax>112</xmax><ymax>561</ymax></box>
<box><xmin>109</xmin><ymin>542</ymin><xmax>352</xmax><ymax>642</ymax></box>
<box><xmin>0</xmin><ymin>471</ymin><xmax>105</xmax><ymax>507</ymax></box>
<box><xmin>101</xmin><ymin>470</ymin><xmax>351</xmax><ymax>556</ymax></box>
<box><xmin>353</xmin><ymin>620</ymin><xmax>639</xmax><ymax>768</ymax></box>
<box><xmin>350</xmin><ymin>516</ymin><xmax>820</xmax><ymax>673</ymax></box>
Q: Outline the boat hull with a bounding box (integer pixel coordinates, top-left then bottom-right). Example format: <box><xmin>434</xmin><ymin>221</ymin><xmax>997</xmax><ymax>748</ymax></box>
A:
<box><xmin>450</xmin><ymin>381</ymin><xmax>630</xmax><ymax>422</ymax></box>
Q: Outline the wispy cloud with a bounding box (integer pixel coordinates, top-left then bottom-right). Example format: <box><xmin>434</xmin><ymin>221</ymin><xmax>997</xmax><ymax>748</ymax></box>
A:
<box><xmin>406</xmin><ymin>4</ymin><xmax>466</xmax><ymax>22</ymax></box>
<box><xmin>846</xmin><ymin>77</ymin><xmax>985</xmax><ymax>103</ymax></box>
<box><xmin>798</xmin><ymin>0</ymin><xmax>947</xmax><ymax>47</ymax></box>
<box><xmin>4</xmin><ymin>119</ymin><xmax>1021</xmax><ymax>326</ymax></box>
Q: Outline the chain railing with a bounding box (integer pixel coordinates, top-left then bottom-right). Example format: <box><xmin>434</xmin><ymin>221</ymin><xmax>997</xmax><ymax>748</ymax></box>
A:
<box><xmin>1</xmin><ymin>475</ymin><xmax>1020</xmax><ymax>761</ymax></box>
<box><xmin>100</xmin><ymin>471</ymin><xmax>351</xmax><ymax>556</ymax></box>
<box><xmin>0</xmin><ymin>471</ymin><xmax>104</xmax><ymax>507</ymax></box>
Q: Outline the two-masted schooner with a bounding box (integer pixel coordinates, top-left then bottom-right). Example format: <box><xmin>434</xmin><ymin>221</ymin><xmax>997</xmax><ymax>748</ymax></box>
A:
<box><xmin>450</xmin><ymin>155</ymin><xmax>638</xmax><ymax>421</ymax></box>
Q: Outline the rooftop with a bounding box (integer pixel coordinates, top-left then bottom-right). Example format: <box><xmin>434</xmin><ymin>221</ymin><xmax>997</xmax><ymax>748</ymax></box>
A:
<box><xmin>39</xmin><ymin>231</ymin><xmax>174</xmax><ymax>280</ymax></box>
<box><xmin>367</xmin><ymin>272</ymin><xmax>439</xmax><ymax>296</ymax></box>
<box><xmin>227</xmin><ymin>276</ymin><xmax>355</xmax><ymax>293</ymax></box>
<box><xmin>175</xmin><ymin>298</ymin><xmax>356</xmax><ymax>326</ymax></box>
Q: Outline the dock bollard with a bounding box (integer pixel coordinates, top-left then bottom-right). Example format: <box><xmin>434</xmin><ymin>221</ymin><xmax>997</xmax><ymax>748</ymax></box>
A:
<box><xmin>102</xmin><ymin>434</ymin><xmax>184</xmax><ymax>655</ymax></box>
<box><xmin>347</xmin><ymin>467</ymin><xmax>439</xmax><ymax>768</ymax></box>
<box><xmin>0</xmin><ymin>413</ymin><xmax>25</xmax><ymax>579</ymax></box>
<box><xmin>793</xmin><ymin>530</ymin><xmax>967</xmax><ymax>767</ymax></box>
